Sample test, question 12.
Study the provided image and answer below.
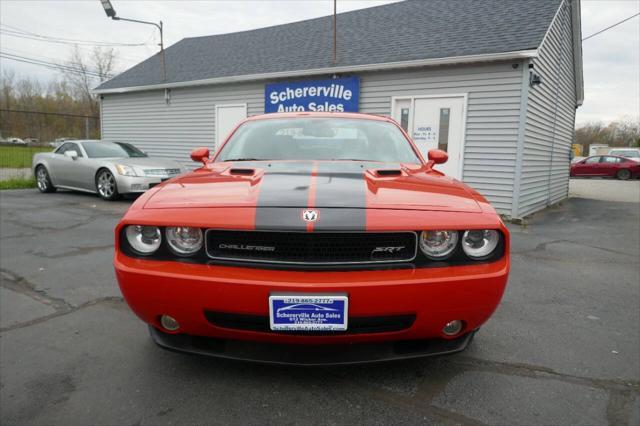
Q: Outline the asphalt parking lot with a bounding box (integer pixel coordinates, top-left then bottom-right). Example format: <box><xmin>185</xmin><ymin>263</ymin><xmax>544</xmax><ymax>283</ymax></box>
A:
<box><xmin>1</xmin><ymin>181</ymin><xmax>639</xmax><ymax>425</ymax></box>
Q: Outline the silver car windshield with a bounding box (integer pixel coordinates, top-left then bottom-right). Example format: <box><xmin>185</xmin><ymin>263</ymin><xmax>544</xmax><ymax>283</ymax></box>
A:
<box><xmin>83</xmin><ymin>142</ymin><xmax>147</xmax><ymax>159</ymax></box>
<box><xmin>216</xmin><ymin>118</ymin><xmax>421</xmax><ymax>163</ymax></box>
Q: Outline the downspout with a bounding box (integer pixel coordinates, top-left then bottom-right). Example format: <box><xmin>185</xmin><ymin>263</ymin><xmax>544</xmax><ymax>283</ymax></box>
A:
<box><xmin>510</xmin><ymin>59</ymin><xmax>532</xmax><ymax>219</ymax></box>
<box><xmin>99</xmin><ymin>95</ymin><xmax>104</xmax><ymax>139</ymax></box>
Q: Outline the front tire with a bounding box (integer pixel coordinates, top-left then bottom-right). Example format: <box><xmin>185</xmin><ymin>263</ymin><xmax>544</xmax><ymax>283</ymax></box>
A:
<box><xmin>96</xmin><ymin>169</ymin><xmax>119</xmax><ymax>201</ymax></box>
<box><xmin>35</xmin><ymin>166</ymin><xmax>56</xmax><ymax>193</ymax></box>
<box><xmin>616</xmin><ymin>169</ymin><xmax>631</xmax><ymax>180</ymax></box>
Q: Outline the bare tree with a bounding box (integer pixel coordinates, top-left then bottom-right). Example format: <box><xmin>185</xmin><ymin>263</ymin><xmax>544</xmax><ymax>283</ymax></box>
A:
<box><xmin>575</xmin><ymin>119</ymin><xmax>640</xmax><ymax>151</ymax></box>
<box><xmin>64</xmin><ymin>46</ymin><xmax>117</xmax><ymax>117</ymax></box>
<box><xmin>1</xmin><ymin>70</ymin><xmax>15</xmax><ymax>109</ymax></box>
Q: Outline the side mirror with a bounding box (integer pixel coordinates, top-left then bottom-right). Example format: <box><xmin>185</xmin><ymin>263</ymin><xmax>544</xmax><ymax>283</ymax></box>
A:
<box><xmin>428</xmin><ymin>149</ymin><xmax>448</xmax><ymax>165</ymax></box>
<box><xmin>64</xmin><ymin>150</ymin><xmax>78</xmax><ymax>159</ymax></box>
<box><xmin>190</xmin><ymin>147</ymin><xmax>210</xmax><ymax>165</ymax></box>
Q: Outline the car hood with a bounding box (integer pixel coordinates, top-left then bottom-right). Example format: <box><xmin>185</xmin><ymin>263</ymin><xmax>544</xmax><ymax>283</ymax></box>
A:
<box><xmin>144</xmin><ymin>161</ymin><xmax>482</xmax><ymax>213</ymax></box>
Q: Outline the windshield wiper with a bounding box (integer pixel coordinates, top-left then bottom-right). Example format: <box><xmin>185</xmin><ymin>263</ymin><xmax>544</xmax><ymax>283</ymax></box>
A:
<box><xmin>223</xmin><ymin>158</ymin><xmax>270</xmax><ymax>162</ymax></box>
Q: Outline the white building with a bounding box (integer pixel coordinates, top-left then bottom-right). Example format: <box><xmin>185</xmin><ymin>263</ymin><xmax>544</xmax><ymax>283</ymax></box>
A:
<box><xmin>95</xmin><ymin>0</ymin><xmax>583</xmax><ymax>218</ymax></box>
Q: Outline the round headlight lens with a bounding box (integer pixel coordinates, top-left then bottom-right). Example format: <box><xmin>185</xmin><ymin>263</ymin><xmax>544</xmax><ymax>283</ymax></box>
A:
<box><xmin>125</xmin><ymin>225</ymin><xmax>161</xmax><ymax>254</ymax></box>
<box><xmin>166</xmin><ymin>227</ymin><xmax>203</xmax><ymax>256</ymax></box>
<box><xmin>462</xmin><ymin>230</ymin><xmax>500</xmax><ymax>259</ymax></box>
<box><xmin>419</xmin><ymin>230</ymin><xmax>459</xmax><ymax>259</ymax></box>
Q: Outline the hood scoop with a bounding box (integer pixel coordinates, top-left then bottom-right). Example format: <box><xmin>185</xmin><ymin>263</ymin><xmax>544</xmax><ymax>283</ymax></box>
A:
<box><xmin>229</xmin><ymin>168</ymin><xmax>255</xmax><ymax>176</ymax></box>
<box><xmin>375</xmin><ymin>169</ymin><xmax>403</xmax><ymax>177</ymax></box>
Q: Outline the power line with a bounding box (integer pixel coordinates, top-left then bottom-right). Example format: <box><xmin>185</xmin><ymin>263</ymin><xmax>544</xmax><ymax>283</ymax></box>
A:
<box><xmin>2</xmin><ymin>43</ymin><xmax>147</xmax><ymax>66</ymax></box>
<box><xmin>582</xmin><ymin>12</ymin><xmax>640</xmax><ymax>41</ymax></box>
<box><xmin>2</xmin><ymin>47</ymin><xmax>73</xmax><ymax>67</ymax></box>
<box><xmin>0</xmin><ymin>109</ymin><xmax>98</xmax><ymax>119</ymax></box>
<box><xmin>0</xmin><ymin>53</ymin><xmax>109</xmax><ymax>78</ymax></box>
<box><xmin>1</xmin><ymin>53</ymin><xmax>107</xmax><ymax>78</ymax></box>
<box><xmin>0</xmin><ymin>23</ymin><xmax>151</xmax><ymax>46</ymax></box>
<box><xmin>0</xmin><ymin>24</ymin><xmax>152</xmax><ymax>47</ymax></box>
<box><xmin>0</xmin><ymin>30</ymin><xmax>150</xmax><ymax>47</ymax></box>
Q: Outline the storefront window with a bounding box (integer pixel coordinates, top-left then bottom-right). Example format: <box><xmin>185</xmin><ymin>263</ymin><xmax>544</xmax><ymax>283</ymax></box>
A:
<box><xmin>400</xmin><ymin>108</ymin><xmax>410</xmax><ymax>132</ymax></box>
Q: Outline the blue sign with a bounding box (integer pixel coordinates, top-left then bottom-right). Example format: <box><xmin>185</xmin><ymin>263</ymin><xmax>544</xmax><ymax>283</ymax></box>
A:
<box><xmin>265</xmin><ymin>77</ymin><xmax>360</xmax><ymax>113</ymax></box>
<box><xmin>269</xmin><ymin>295</ymin><xmax>348</xmax><ymax>331</ymax></box>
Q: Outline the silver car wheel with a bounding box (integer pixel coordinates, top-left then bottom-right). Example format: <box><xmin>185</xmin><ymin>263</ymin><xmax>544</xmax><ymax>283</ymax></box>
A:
<box><xmin>97</xmin><ymin>171</ymin><xmax>115</xmax><ymax>198</ymax></box>
<box><xmin>36</xmin><ymin>168</ymin><xmax>48</xmax><ymax>191</ymax></box>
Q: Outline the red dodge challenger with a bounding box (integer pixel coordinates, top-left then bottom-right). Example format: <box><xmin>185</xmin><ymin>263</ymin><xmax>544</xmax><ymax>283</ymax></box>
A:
<box><xmin>114</xmin><ymin>112</ymin><xmax>510</xmax><ymax>365</ymax></box>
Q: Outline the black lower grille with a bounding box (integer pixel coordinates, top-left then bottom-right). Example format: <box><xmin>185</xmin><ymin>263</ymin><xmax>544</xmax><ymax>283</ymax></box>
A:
<box><xmin>205</xmin><ymin>230</ymin><xmax>417</xmax><ymax>265</ymax></box>
<box><xmin>204</xmin><ymin>311</ymin><xmax>416</xmax><ymax>335</ymax></box>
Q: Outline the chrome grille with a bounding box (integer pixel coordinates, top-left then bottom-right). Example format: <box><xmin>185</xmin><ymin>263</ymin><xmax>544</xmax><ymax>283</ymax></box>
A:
<box><xmin>144</xmin><ymin>168</ymin><xmax>181</xmax><ymax>177</ymax></box>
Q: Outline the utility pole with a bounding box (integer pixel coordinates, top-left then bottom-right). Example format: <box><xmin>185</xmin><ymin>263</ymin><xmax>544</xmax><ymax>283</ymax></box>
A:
<box><xmin>100</xmin><ymin>0</ymin><xmax>166</xmax><ymax>81</ymax></box>
<box><xmin>333</xmin><ymin>0</ymin><xmax>337</xmax><ymax>65</ymax></box>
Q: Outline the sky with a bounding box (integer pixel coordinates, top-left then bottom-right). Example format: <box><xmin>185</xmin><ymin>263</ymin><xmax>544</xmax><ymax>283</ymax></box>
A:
<box><xmin>1</xmin><ymin>0</ymin><xmax>639</xmax><ymax>127</ymax></box>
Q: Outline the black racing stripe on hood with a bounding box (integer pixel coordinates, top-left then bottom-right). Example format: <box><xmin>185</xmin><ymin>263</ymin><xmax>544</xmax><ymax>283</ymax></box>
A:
<box><xmin>313</xmin><ymin>162</ymin><xmax>367</xmax><ymax>231</ymax></box>
<box><xmin>253</xmin><ymin>162</ymin><xmax>313</xmax><ymax>230</ymax></box>
<box><xmin>250</xmin><ymin>161</ymin><xmax>397</xmax><ymax>231</ymax></box>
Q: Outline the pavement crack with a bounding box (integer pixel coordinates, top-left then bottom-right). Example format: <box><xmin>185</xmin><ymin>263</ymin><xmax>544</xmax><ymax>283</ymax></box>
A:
<box><xmin>512</xmin><ymin>239</ymin><xmax>637</xmax><ymax>258</ymax></box>
<box><xmin>0</xmin><ymin>296</ymin><xmax>123</xmax><ymax>332</ymax></box>
<box><xmin>0</xmin><ymin>268</ymin><xmax>73</xmax><ymax>313</ymax></box>
<box><xmin>26</xmin><ymin>244</ymin><xmax>113</xmax><ymax>259</ymax></box>
<box><xmin>2</xmin><ymin>216</ymin><xmax>100</xmax><ymax>232</ymax></box>
<box><xmin>453</xmin><ymin>357</ymin><xmax>640</xmax><ymax>393</ymax></box>
<box><xmin>331</xmin><ymin>370</ymin><xmax>488</xmax><ymax>425</ymax></box>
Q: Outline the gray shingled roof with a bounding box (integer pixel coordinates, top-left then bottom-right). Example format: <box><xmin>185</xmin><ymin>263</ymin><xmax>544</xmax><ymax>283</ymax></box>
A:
<box><xmin>96</xmin><ymin>0</ymin><xmax>561</xmax><ymax>91</ymax></box>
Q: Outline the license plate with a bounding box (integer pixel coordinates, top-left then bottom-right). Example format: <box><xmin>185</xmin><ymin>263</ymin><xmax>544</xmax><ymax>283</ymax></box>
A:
<box><xmin>269</xmin><ymin>295</ymin><xmax>348</xmax><ymax>331</ymax></box>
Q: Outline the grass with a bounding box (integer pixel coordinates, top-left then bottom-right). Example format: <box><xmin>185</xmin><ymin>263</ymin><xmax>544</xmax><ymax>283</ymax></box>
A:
<box><xmin>0</xmin><ymin>145</ymin><xmax>52</xmax><ymax>168</ymax></box>
<box><xmin>0</xmin><ymin>177</ymin><xmax>37</xmax><ymax>190</ymax></box>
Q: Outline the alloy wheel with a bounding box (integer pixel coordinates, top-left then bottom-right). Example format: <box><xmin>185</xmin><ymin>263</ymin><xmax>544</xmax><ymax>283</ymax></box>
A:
<box><xmin>36</xmin><ymin>167</ymin><xmax>48</xmax><ymax>191</ymax></box>
<box><xmin>97</xmin><ymin>171</ymin><xmax>115</xmax><ymax>198</ymax></box>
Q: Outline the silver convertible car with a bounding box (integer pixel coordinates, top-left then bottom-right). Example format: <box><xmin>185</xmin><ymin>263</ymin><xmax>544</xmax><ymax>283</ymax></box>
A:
<box><xmin>32</xmin><ymin>140</ymin><xmax>186</xmax><ymax>200</ymax></box>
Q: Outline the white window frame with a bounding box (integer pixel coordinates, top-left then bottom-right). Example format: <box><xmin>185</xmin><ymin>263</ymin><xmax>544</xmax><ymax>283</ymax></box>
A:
<box><xmin>390</xmin><ymin>94</ymin><xmax>468</xmax><ymax>179</ymax></box>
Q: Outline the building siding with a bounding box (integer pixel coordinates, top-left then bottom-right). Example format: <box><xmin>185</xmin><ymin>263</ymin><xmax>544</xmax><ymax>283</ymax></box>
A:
<box><xmin>519</xmin><ymin>0</ymin><xmax>577</xmax><ymax>217</ymax></box>
<box><xmin>358</xmin><ymin>63</ymin><xmax>524</xmax><ymax>214</ymax></box>
<box><xmin>102</xmin><ymin>61</ymin><xmax>524</xmax><ymax>215</ymax></box>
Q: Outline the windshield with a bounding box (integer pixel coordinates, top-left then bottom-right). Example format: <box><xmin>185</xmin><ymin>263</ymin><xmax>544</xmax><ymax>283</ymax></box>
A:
<box><xmin>216</xmin><ymin>118</ymin><xmax>421</xmax><ymax>163</ymax></box>
<box><xmin>82</xmin><ymin>142</ymin><xmax>147</xmax><ymax>159</ymax></box>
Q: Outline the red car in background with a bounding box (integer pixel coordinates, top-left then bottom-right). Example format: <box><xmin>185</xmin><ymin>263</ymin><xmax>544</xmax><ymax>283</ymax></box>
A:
<box><xmin>114</xmin><ymin>112</ymin><xmax>510</xmax><ymax>365</ymax></box>
<box><xmin>570</xmin><ymin>155</ymin><xmax>640</xmax><ymax>180</ymax></box>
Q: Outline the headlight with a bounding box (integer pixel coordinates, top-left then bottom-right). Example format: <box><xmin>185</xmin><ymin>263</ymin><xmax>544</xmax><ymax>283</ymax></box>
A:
<box><xmin>462</xmin><ymin>230</ymin><xmax>500</xmax><ymax>259</ymax></box>
<box><xmin>125</xmin><ymin>225</ymin><xmax>161</xmax><ymax>254</ymax></box>
<box><xmin>166</xmin><ymin>227</ymin><xmax>203</xmax><ymax>256</ymax></box>
<box><xmin>419</xmin><ymin>230</ymin><xmax>459</xmax><ymax>259</ymax></box>
<box><xmin>115</xmin><ymin>164</ymin><xmax>137</xmax><ymax>176</ymax></box>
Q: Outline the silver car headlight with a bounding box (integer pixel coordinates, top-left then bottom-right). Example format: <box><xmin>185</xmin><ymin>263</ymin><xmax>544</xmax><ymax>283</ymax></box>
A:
<box><xmin>419</xmin><ymin>230</ymin><xmax>459</xmax><ymax>259</ymax></box>
<box><xmin>166</xmin><ymin>227</ymin><xmax>203</xmax><ymax>256</ymax></box>
<box><xmin>125</xmin><ymin>225</ymin><xmax>161</xmax><ymax>254</ymax></box>
<box><xmin>115</xmin><ymin>164</ymin><xmax>138</xmax><ymax>176</ymax></box>
<box><xmin>462</xmin><ymin>230</ymin><xmax>500</xmax><ymax>259</ymax></box>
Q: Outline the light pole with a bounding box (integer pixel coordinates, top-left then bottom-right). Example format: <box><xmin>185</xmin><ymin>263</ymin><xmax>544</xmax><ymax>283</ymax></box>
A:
<box><xmin>100</xmin><ymin>0</ymin><xmax>166</xmax><ymax>81</ymax></box>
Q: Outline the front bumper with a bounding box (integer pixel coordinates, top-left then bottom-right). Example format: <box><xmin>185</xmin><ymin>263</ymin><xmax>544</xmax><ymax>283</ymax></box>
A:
<box><xmin>115</xmin><ymin>251</ymin><xmax>509</xmax><ymax>345</ymax></box>
<box><xmin>150</xmin><ymin>325</ymin><xmax>476</xmax><ymax>365</ymax></box>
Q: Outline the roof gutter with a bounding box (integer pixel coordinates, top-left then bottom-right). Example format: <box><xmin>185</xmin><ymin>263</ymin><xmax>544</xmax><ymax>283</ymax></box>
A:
<box><xmin>93</xmin><ymin>49</ymin><xmax>539</xmax><ymax>94</ymax></box>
